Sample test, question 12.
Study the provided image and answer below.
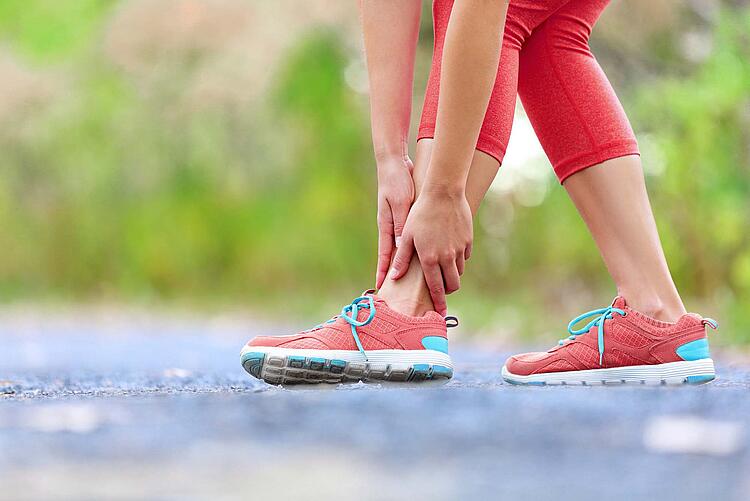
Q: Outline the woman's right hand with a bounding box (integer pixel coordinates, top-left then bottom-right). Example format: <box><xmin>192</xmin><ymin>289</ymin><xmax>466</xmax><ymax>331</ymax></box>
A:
<box><xmin>390</xmin><ymin>186</ymin><xmax>473</xmax><ymax>316</ymax></box>
<box><xmin>375</xmin><ymin>155</ymin><xmax>415</xmax><ymax>290</ymax></box>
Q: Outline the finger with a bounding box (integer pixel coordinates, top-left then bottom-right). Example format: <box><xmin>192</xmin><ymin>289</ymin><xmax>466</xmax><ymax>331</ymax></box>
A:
<box><xmin>390</xmin><ymin>199</ymin><xmax>411</xmax><ymax>248</ymax></box>
<box><xmin>423</xmin><ymin>261</ymin><xmax>448</xmax><ymax>315</ymax></box>
<box><xmin>376</xmin><ymin>208</ymin><xmax>394</xmax><ymax>289</ymax></box>
<box><xmin>376</xmin><ymin>232</ymin><xmax>393</xmax><ymax>289</ymax></box>
<box><xmin>442</xmin><ymin>260</ymin><xmax>461</xmax><ymax>295</ymax></box>
<box><xmin>456</xmin><ymin>254</ymin><xmax>465</xmax><ymax>276</ymax></box>
<box><xmin>464</xmin><ymin>242</ymin><xmax>473</xmax><ymax>261</ymax></box>
<box><xmin>390</xmin><ymin>234</ymin><xmax>414</xmax><ymax>281</ymax></box>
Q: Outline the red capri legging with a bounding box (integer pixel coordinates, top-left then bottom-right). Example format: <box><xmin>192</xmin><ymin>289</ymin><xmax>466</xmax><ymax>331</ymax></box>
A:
<box><xmin>419</xmin><ymin>0</ymin><xmax>640</xmax><ymax>183</ymax></box>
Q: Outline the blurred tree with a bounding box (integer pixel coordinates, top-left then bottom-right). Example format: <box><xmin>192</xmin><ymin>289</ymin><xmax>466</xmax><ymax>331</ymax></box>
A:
<box><xmin>632</xmin><ymin>8</ymin><xmax>750</xmax><ymax>341</ymax></box>
<box><xmin>0</xmin><ymin>1</ymin><xmax>746</xmax><ymax>344</ymax></box>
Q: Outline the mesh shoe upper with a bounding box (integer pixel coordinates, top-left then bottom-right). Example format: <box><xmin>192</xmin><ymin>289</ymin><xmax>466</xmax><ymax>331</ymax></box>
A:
<box><xmin>505</xmin><ymin>297</ymin><xmax>713</xmax><ymax>376</ymax></box>
<box><xmin>246</xmin><ymin>295</ymin><xmax>448</xmax><ymax>352</ymax></box>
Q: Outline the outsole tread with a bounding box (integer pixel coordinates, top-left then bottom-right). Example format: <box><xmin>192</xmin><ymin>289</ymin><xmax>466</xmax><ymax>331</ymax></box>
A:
<box><xmin>241</xmin><ymin>351</ymin><xmax>453</xmax><ymax>385</ymax></box>
<box><xmin>502</xmin><ymin>374</ymin><xmax>716</xmax><ymax>386</ymax></box>
<box><xmin>502</xmin><ymin>376</ymin><xmax>715</xmax><ymax>386</ymax></box>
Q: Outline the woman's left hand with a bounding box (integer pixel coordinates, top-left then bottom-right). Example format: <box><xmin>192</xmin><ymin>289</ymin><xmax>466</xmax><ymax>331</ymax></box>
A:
<box><xmin>390</xmin><ymin>188</ymin><xmax>472</xmax><ymax>315</ymax></box>
<box><xmin>375</xmin><ymin>155</ymin><xmax>415</xmax><ymax>290</ymax></box>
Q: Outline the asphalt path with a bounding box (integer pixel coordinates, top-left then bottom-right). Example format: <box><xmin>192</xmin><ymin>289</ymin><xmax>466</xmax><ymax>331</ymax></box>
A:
<box><xmin>1</xmin><ymin>311</ymin><xmax>748</xmax><ymax>500</ymax></box>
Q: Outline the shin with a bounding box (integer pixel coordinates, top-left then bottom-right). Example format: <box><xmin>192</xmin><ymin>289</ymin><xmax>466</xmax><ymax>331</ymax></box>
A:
<box><xmin>564</xmin><ymin>156</ymin><xmax>686</xmax><ymax>322</ymax></box>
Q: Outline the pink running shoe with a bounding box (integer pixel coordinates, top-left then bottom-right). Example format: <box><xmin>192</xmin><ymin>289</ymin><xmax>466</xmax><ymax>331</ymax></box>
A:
<box><xmin>240</xmin><ymin>291</ymin><xmax>454</xmax><ymax>384</ymax></box>
<box><xmin>502</xmin><ymin>297</ymin><xmax>718</xmax><ymax>386</ymax></box>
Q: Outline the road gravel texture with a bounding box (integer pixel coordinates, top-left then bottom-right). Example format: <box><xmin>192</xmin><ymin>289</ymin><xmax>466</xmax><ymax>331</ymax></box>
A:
<box><xmin>1</xmin><ymin>311</ymin><xmax>748</xmax><ymax>500</ymax></box>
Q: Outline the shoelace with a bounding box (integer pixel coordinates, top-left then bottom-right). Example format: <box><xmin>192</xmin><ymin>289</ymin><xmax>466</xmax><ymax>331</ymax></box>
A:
<box><xmin>310</xmin><ymin>294</ymin><xmax>458</xmax><ymax>362</ymax></box>
<box><xmin>340</xmin><ymin>295</ymin><xmax>376</xmax><ymax>361</ymax></box>
<box><xmin>305</xmin><ymin>295</ymin><xmax>376</xmax><ymax>361</ymax></box>
<box><xmin>561</xmin><ymin>306</ymin><xmax>626</xmax><ymax>366</ymax></box>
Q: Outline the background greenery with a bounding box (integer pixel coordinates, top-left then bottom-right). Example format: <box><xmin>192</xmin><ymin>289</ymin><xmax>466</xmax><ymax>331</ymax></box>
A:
<box><xmin>0</xmin><ymin>0</ymin><xmax>747</xmax><ymax>346</ymax></box>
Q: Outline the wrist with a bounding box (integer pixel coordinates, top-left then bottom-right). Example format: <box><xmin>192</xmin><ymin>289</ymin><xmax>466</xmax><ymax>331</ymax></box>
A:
<box><xmin>376</xmin><ymin>155</ymin><xmax>409</xmax><ymax>171</ymax></box>
<box><xmin>421</xmin><ymin>180</ymin><xmax>464</xmax><ymax>199</ymax></box>
<box><xmin>373</xmin><ymin>140</ymin><xmax>409</xmax><ymax>165</ymax></box>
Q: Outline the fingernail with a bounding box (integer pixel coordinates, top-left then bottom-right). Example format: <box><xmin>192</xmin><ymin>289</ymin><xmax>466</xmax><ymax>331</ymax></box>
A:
<box><xmin>390</xmin><ymin>268</ymin><xmax>398</xmax><ymax>279</ymax></box>
<box><xmin>395</xmin><ymin>236</ymin><xmax>401</xmax><ymax>248</ymax></box>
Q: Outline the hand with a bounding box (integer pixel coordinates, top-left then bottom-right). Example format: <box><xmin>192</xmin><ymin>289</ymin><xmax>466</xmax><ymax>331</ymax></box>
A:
<box><xmin>390</xmin><ymin>187</ymin><xmax>472</xmax><ymax>315</ymax></box>
<box><xmin>375</xmin><ymin>156</ymin><xmax>415</xmax><ymax>289</ymax></box>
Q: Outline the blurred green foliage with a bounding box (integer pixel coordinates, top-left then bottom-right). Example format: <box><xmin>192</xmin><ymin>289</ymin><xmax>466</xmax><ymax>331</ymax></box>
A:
<box><xmin>0</xmin><ymin>1</ymin><xmax>747</xmax><ymax>344</ymax></box>
<box><xmin>0</xmin><ymin>0</ymin><xmax>115</xmax><ymax>60</ymax></box>
<box><xmin>631</xmin><ymin>9</ymin><xmax>750</xmax><ymax>341</ymax></box>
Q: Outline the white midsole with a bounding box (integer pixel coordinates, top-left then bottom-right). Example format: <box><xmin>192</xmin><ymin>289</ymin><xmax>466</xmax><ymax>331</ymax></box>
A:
<box><xmin>241</xmin><ymin>346</ymin><xmax>453</xmax><ymax>368</ymax></box>
<box><xmin>502</xmin><ymin>358</ymin><xmax>715</xmax><ymax>384</ymax></box>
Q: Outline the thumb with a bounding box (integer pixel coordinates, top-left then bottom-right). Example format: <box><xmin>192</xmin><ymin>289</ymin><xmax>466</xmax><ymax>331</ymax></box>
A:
<box><xmin>390</xmin><ymin>233</ymin><xmax>414</xmax><ymax>281</ymax></box>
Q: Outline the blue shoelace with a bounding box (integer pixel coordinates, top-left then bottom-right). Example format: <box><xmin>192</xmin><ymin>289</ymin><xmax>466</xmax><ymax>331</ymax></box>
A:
<box><xmin>308</xmin><ymin>295</ymin><xmax>376</xmax><ymax>361</ymax></box>
<box><xmin>561</xmin><ymin>305</ymin><xmax>627</xmax><ymax>366</ymax></box>
<box><xmin>340</xmin><ymin>295</ymin><xmax>376</xmax><ymax>360</ymax></box>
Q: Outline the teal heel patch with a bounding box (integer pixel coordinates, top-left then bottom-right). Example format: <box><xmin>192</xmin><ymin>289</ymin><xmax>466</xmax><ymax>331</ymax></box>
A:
<box><xmin>676</xmin><ymin>338</ymin><xmax>711</xmax><ymax>361</ymax></box>
<box><xmin>421</xmin><ymin>336</ymin><xmax>449</xmax><ymax>354</ymax></box>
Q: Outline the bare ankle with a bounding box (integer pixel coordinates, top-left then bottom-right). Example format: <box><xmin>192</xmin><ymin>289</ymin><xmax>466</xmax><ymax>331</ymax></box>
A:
<box><xmin>377</xmin><ymin>281</ymin><xmax>434</xmax><ymax>316</ymax></box>
<box><xmin>382</xmin><ymin>296</ymin><xmax>434</xmax><ymax>317</ymax></box>
<box><xmin>618</xmin><ymin>289</ymin><xmax>686</xmax><ymax>323</ymax></box>
<box><xmin>377</xmin><ymin>256</ymin><xmax>436</xmax><ymax>317</ymax></box>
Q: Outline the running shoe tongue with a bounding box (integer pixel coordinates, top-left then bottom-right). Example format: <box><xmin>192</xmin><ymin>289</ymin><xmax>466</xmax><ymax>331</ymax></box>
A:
<box><xmin>611</xmin><ymin>296</ymin><xmax>627</xmax><ymax>310</ymax></box>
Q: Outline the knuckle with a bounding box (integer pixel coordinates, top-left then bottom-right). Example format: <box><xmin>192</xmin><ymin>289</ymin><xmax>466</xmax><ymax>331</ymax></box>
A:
<box><xmin>423</xmin><ymin>254</ymin><xmax>439</xmax><ymax>266</ymax></box>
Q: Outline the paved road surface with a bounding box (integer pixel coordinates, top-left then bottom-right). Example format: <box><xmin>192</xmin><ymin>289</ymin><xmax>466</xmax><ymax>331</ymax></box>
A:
<box><xmin>1</xmin><ymin>311</ymin><xmax>748</xmax><ymax>500</ymax></box>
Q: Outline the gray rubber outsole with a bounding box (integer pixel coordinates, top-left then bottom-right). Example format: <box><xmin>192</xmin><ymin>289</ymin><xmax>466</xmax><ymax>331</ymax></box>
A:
<box><xmin>241</xmin><ymin>351</ymin><xmax>453</xmax><ymax>385</ymax></box>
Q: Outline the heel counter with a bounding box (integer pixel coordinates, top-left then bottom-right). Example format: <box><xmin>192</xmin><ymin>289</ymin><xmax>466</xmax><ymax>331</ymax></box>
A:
<box><xmin>421</xmin><ymin>335</ymin><xmax>449</xmax><ymax>354</ymax></box>
<box><xmin>676</xmin><ymin>337</ymin><xmax>711</xmax><ymax>361</ymax></box>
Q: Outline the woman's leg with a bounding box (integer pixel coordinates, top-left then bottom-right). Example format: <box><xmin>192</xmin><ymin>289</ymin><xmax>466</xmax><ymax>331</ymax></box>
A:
<box><xmin>378</xmin><ymin>140</ymin><xmax>499</xmax><ymax>316</ymax></box>
<box><xmin>419</xmin><ymin>0</ymin><xmax>568</xmax><ymax>164</ymax></box>
<box><xmin>380</xmin><ymin>0</ymin><xmax>569</xmax><ymax>316</ymax></box>
<box><xmin>518</xmin><ymin>0</ymin><xmax>685</xmax><ymax>321</ymax></box>
<box><xmin>381</xmin><ymin>0</ymin><xmax>569</xmax><ymax>316</ymax></box>
<box><xmin>563</xmin><ymin>158</ymin><xmax>685</xmax><ymax>320</ymax></box>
